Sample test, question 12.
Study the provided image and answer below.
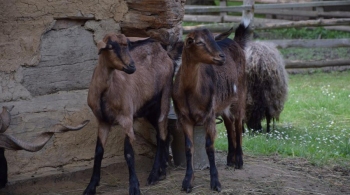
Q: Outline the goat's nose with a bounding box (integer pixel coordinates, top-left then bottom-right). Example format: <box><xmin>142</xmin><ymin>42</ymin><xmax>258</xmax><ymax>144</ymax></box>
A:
<box><xmin>219</xmin><ymin>53</ymin><xmax>225</xmax><ymax>58</ymax></box>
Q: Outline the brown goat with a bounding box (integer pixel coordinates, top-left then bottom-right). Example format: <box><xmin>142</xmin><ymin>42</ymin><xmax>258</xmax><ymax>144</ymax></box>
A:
<box><xmin>84</xmin><ymin>33</ymin><xmax>176</xmax><ymax>195</ymax></box>
<box><xmin>172</xmin><ymin>21</ymin><xmax>250</xmax><ymax>193</ymax></box>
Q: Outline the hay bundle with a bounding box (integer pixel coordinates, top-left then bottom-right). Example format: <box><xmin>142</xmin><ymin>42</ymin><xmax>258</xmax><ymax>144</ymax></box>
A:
<box><xmin>245</xmin><ymin>41</ymin><xmax>288</xmax><ymax>132</ymax></box>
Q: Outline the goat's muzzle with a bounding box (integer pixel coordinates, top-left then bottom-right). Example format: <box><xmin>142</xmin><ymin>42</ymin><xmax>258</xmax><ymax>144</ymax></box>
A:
<box><xmin>122</xmin><ymin>62</ymin><xmax>136</xmax><ymax>74</ymax></box>
<box><xmin>213</xmin><ymin>53</ymin><xmax>226</xmax><ymax>66</ymax></box>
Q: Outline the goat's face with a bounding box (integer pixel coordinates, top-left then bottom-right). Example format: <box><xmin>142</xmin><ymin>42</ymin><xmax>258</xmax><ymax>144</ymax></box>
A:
<box><xmin>97</xmin><ymin>33</ymin><xmax>136</xmax><ymax>74</ymax></box>
<box><xmin>184</xmin><ymin>29</ymin><xmax>225</xmax><ymax>65</ymax></box>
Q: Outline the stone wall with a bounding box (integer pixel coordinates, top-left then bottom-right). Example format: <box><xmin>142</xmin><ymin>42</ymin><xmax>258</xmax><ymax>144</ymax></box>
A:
<box><xmin>0</xmin><ymin>0</ymin><xmax>184</xmax><ymax>180</ymax></box>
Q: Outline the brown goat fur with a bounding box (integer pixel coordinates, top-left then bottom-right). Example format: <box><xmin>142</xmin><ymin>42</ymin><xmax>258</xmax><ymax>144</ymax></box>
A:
<box><xmin>85</xmin><ymin>33</ymin><xmax>176</xmax><ymax>195</ymax></box>
<box><xmin>172</xmin><ymin>22</ymin><xmax>250</xmax><ymax>193</ymax></box>
<box><xmin>245</xmin><ymin>41</ymin><xmax>288</xmax><ymax>133</ymax></box>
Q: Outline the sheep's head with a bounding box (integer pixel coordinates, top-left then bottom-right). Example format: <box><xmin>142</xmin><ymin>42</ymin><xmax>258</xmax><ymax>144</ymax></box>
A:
<box><xmin>97</xmin><ymin>33</ymin><xmax>136</xmax><ymax>74</ymax></box>
<box><xmin>184</xmin><ymin>29</ymin><xmax>225</xmax><ymax>66</ymax></box>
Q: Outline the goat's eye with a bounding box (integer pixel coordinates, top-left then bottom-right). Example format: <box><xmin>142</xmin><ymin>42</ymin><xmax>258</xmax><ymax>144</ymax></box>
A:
<box><xmin>187</xmin><ymin>38</ymin><xmax>194</xmax><ymax>45</ymax></box>
<box><xmin>196</xmin><ymin>41</ymin><xmax>204</xmax><ymax>45</ymax></box>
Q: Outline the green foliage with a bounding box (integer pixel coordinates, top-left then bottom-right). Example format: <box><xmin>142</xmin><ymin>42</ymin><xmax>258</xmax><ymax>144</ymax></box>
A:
<box><xmin>215</xmin><ymin>71</ymin><xmax>350</xmax><ymax>166</ymax></box>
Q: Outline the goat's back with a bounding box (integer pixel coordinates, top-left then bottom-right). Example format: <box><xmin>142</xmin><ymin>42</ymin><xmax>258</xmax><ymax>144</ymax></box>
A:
<box><xmin>203</xmin><ymin>38</ymin><xmax>246</xmax><ymax>115</ymax></box>
<box><xmin>106</xmin><ymin>41</ymin><xmax>174</xmax><ymax>117</ymax></box>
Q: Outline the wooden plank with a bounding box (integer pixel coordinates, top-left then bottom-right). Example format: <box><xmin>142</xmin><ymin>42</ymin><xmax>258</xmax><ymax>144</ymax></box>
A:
<box><xmin>285</xmin><ymin>59</ymin><xmax>350</xmax><ymax>69</ymax></box>
<box><xmin>183</xmin><ymin>18</ymin><xmax>350</xmax><ymax>33</ymax></box>
<box><xmin>255</xmin><ymin>9</ymin><xmax>350</xmax><ymax>18</ymax></box>
<box><xmin>262</xmin><ymin>39</ymin><xmax>350</xmax><ymax>49</ymax></box>
<box><xmin>183</xmin><ymin>15</ymin><xmax>222</xmax><ymax>23</ymax></box>
<box><xmin>185</xmin><ymin>1</ymin><xmax>350</xmax><ymax>13</ymax></box>
<box><xmin>256</xmin><ymin>18</ymin><xmax>350</xmax><ymax>29</ymax></box>
<box><xmin>223</xmin><ymin>15</ymin><xmax>289</xmax><ymax>23</ymax></box>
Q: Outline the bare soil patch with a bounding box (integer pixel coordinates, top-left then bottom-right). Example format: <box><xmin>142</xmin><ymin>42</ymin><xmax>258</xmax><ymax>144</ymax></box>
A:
<box><xmin>1</xmin><ymin>152</ymin><xmax>349</xmax><ymax>195</ymax></box>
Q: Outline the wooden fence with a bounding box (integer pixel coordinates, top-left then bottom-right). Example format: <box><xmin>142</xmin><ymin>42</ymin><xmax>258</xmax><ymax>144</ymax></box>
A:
<box><xmin>183</xmin><ymin>0</ymin><xmax>350</xmax><ymax>70</ymax></box>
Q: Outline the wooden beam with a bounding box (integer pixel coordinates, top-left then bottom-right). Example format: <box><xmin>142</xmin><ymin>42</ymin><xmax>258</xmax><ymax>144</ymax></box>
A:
<box><xmin>262</xmin><ymin>39</ymin><xmax>350</xmax><ymax>49</ymax></box>
<box><xmin>185</xmin><ymin>1</ymin><xmax>350</xmax><ymax>13</ymax></box>
<box><xmin>285</xmin><ymin>59</ymin><xmax>350</xmax><ymax>69</ymax></box>
<box><xmin>183</xmin><ymin>15</ymin><xmax>222</xmax><ymax>23</ymax></box>
<box><xmin>256</xmin><ymin>18</ymin><xmax>350</xmax><ymax>29</ymax></box>
<box><xmin>255</xmin><ymin>9</ymin><xmax>350</xmax><ymax>18</ymax></box>
<box><xmin>183</xmin><ymin>18</ymin><xmax>350</xmax><ymax>33</ymax></box>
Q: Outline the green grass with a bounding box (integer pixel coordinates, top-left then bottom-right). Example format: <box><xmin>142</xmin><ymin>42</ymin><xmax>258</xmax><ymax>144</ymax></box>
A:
<box><xmin>256</xmin><ymin>27</ymin><xmax>350</xmax><ymax>40</ymax></box>
<box><xmin>215</xmin><ymin>71</ymin><xmax>350</xmax><ymax>166</ymax></box>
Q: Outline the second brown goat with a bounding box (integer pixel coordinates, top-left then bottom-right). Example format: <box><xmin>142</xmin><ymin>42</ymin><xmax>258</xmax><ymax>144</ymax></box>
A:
<box><xmin>172</xmin><ymin>20</ymin><xmax>251</xmax><ymax>193</ymax></box>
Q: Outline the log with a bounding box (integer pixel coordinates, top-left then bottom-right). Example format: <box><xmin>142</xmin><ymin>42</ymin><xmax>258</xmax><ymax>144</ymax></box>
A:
<box><xmin>255</xmin><ymin>9</ymin><xmax>350</xmax><ymax>18</ymax></box>
<box><xmin>256</xmin><ymin>18</ymin><xmax>350</xmax><ymax>30</ymax></box>
<box><xmin>263</xmin><ymin>39</ymin><xmax>350</xmax><ymax>49</ymax></box>
<box><xmin>285</xmin><ymin>59</ymin><xmax>350</xmax><ymax>69</ymax></box>
<box><xmin>183</xmin><ymin>23</ymin><xmax>239</xmax><ymax>33</ymax></box>
<box><xmin>183</xmin><ymin>18</ymin><xmax>350</xmax><ymax>33</ymax></box>
<box><xmin>183</xmin><ymin>15</ymin><xmax>222</xmax><ymax>23</ymax></box>
<box><xmin>184</xmin><ymin>1</ymin><xmax>350</xmax><ymax>13</ymax></box>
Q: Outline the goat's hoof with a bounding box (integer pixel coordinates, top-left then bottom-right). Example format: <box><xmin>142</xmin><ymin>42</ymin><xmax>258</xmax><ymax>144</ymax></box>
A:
<box><xmin>129</xmin><ymin>178</ymin><xmax>140</xmax><ymax>195</ymax></box>
<box><xmin>182</xmin><ymin>185</ymin><xmax>193</xmax><ymax>193</ymax></box>
<box><xmin>158</xmin><ymin>171</ymin><xmax>166</xmax><ymax>181</ymax></box>
<box><xmin>83</xmin><ymin>187</ymin><xmax>96</xmax><ymax>195</ymax></box>
<box><xmin>235</xmin><ymin>156</ymin><xmax>244</xmax><ymax>169</ymax></box>
<box><xmin>182</xmin><ymin>180</ymin><xmax>193</xmax><ymax>193</ymax></box>
<box><xmin>210</xmin><ymin>178</ymin><xmax>222</xmax><ymax>192</ymax></box>
<box><xmin>227</xmin><ymin>158</ymin><xmax>236</xmax><ymax>167</ymax></box>
<box><xmin>129</xmin><ymin>185</ymin><xmax>140</xmax><ymax>195</ymax></box>
<box><xmin>227</xmin><ymin>161</ymin><xmax>235</xmax><ymax>167</ymax></box>
<box><xmin>147</xmin><ymin>172</ymin><xmax>160</xmax><ymax>185</ymax></box>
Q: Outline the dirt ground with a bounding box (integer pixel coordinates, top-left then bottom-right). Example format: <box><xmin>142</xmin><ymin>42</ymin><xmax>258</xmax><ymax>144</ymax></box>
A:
<box><xmin>1</xmin><ymin>151</ymin><xmax>349</xmax><ymax>195</ymax></box>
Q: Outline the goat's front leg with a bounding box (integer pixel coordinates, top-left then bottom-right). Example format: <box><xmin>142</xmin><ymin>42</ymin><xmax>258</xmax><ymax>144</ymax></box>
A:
<box><xmin>205</xmin><ymin>119</ymin><xmax>221</xmax><ymax>192</ymax></box>
<box><xmin>0</xmin><ymin>148</ymin><xmax>7</xmax><ymax>189</ymax></box>
<box><xmin>124</xmin><ymin>135</ymin><xmax>140</xmax><ymax>195</ymax></box>
<box><xmin>118</xmin><ymin>116</ymin><xmax>140</xmax><ymax>195</ymax></box>
<box><xmin>180</xmin><ymin>121</ymin><xmax>195</xmax><ymax>193</ymax></box>
<box><xmin>83</xmin><ymin>123</ymin><xmax>110</xmax><ymax>195</ymax></box>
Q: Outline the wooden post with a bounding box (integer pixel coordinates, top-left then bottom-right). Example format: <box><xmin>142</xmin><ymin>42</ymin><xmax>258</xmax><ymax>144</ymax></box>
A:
<box><xmin>315</xmin><ymin>0</ymin><xmax>324</xmax><ymax>19</ymax></box>
<box><xmin>220</xmin><ymin>0</ymin><xmax>227</xmax><ymax>22</ymax></box>
<box><xmin>243</xmin><ymin>0</ymin><xmax>255</xmax><ymax>30</ymax></box>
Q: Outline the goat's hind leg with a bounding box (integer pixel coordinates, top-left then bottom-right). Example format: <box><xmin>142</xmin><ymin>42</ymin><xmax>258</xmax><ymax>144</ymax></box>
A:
<box><xmin>222</xmin><ymin>113</ymin><xmax>235</xmax><ymax>167</ymax></box>
<box><xmin>146</xmin><ymin>115</ymin><xmax>169</xmax><ymax>185</ymax></box>
<box><xmin>146</xmin><ymin>93</ymin><xmax>170</xmax><ymax>185</ymax></box>
<box><xmin>234</xmin><ymin>117</ymin><xmax>244</xmax><ymax>169</ymax></box>
<box><xmin>83</xmin><ymin>123</ymin><xmax>110</xmax><ymax>195</ymax></box>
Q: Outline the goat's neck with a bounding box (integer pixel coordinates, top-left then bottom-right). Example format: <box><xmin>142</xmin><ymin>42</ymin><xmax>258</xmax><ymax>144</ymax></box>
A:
<box><xmin>179</xmin><ymin>54</ymin><xmax>202</xmax><ymax>90</ymax></box>
<box><xmin>92</xmin><ymin>57</ymin><xmax>114</xmax><ymax>93</ymax></box>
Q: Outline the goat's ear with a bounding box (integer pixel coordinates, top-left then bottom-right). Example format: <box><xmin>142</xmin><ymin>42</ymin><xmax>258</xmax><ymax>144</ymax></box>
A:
<box><xmin>185</xmin><ymin>38</ymin><xmax>194</xmax><ymax>48</ymax></box>
<box><xmin>97</xmin><ymin>41</ymin><xmax>107</xmax><ymax>55</ymax></box>
<box><xmin>214</xmin><ymin>27</ymin><xmax>234</xmax><ymax>41</ymax></box>
<box><xmin>127</xmin><ymin>37</ymin><xmax>151</xmax><ymax>49</ymax></box>
<box><xmin>127</xmin><ymin>37</ymin><xmax>149</xmax><ymax>42</ymax></box>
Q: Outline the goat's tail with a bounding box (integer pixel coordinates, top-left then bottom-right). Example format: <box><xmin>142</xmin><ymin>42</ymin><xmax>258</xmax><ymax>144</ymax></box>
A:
<box><xmin>234</xmin><ymin>18</ymin><xmax>251</xmax><ymax>49</ymax></box>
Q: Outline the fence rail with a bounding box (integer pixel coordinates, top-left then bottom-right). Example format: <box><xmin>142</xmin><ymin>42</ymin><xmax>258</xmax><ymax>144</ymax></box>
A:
<box><xmin>183</xmin><ymin>18</ymin><xmax>350</xmax><ymax>33</ymax></box>
<box><xmin>185</xmin><ymin>1</ymin><xmax>350</xmax><ymax>14</ymax></box>
<box><xmin>184</xmin><ymin>0</ymin><xmax>350</xmax><ymax>70</ymax></box>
